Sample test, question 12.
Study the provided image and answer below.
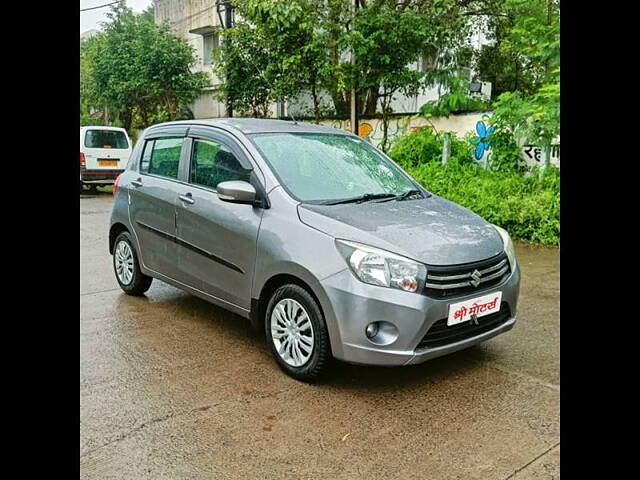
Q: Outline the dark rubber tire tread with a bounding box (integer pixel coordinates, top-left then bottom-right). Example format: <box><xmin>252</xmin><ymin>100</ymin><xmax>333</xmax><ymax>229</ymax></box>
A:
<box><xmin>113</xmin><ymin>231</ymin><xmax>153</xmax><ymax>296</ymax></box>
<box><xmin>265</xmin><ymin>284</ymin><xmax>331</xmax><ymax>382</ymax></box>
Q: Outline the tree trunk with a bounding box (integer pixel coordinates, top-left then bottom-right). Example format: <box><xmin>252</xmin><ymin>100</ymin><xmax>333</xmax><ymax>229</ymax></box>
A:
<box><xmin>545</xmin><ymin>0</ymin><xmax>552</xmax><ymax>77</ymax></box>
<box><xmin>311</xmin><ymin>82</ymin><xmax>321</xmax><ymax>124</ymax></box>
<box><xmin>330</xmin><ymin>91</ymin><xmax>349</xmax><ymax>117</ymax></box>
<box><xmin>120</xmin><ymin>110</ymin><xmax>132</xmax><ymax>132</ymax></box>
<box><xmin>364</xmin><ymin>87</ymin><xmax>378</xmax><ymax>115</ymax></box>
<box><xmin>380</xmin><ymin>91</ymin><xmax>390</xmax><ymax>153</ymax></box>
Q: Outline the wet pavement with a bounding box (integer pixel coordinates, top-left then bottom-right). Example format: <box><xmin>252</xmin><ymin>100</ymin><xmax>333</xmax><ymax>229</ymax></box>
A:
<box><xmin>80</xmin><ymin>191</ymin><xmax>559</xmax><ymax>479</ymax></box>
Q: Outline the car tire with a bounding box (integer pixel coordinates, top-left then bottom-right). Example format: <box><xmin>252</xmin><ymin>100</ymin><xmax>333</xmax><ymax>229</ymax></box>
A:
<box><xmin>265</xmin><ymin>284</ymin><xmax>331</xmax><ymax>382</ymax></box>
<box><xmin>113</xmin><ymin>231</ymin><xmax>153</xmax><ymax>296</ymax></box>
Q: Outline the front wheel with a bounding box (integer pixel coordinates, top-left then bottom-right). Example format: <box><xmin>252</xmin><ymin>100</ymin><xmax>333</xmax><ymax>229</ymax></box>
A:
<box><xmin>113</xmin><ymin>231</ymin><xmax>153</xmax><ymax>296</ymax></box>
<box><xmin>265</xmin><ymin>284</ymin><xmax>331</xmax><ymax>382</ymax></box>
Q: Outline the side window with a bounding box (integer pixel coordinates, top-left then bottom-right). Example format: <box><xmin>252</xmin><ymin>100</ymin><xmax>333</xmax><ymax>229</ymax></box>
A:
<box><xmin>190</xmin><ymin>138</ymin><xmax>251</xmax><ymax>190</ymax></box>
<box><xmin>140</xmin><ymin>137</ymin><xmax>183</xmax><ymax>180</ymax></box>
<box><xmin>140</xmin><ymin>140</ymin><xmax>154</xmax><ymax>172</ymax></box>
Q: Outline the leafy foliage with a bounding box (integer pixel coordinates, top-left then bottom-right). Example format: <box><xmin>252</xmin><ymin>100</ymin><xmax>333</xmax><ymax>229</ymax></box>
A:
<box><xmin>405</xmin><ymin>159</ymin><xmax>560</xmax><ymax>244</ymax></box>
<box><xmin>84</xmin><ymin>4</ymin><xmax>208</xmax><ymax>131</ymax></box>
<box><xmin>214</xmin><ymin>0</ymin><xmax>331</xmax><ymax>120</ymax></box>
<box><xmin>215</xmin><ymin>0</ymin><xmax>473</xmax><ymax>132</ymax></box>
<box><xmin>389</xmin><ymin>127</ymin><xmax>473</xmax><ymax>169</ymax></box>
<box><xmin>387</xmin><ymin>126</ymin><xmax>559</xmax><ymax>243</ymax></box>
<box><xmin>489</xmin><ymin>0</ymin><xmax>560</xmax><ymax>157</ymax></box>
<box><xmin>420</xmin><ymin>75</ymin><xmax>488</xmax><ymax>117</ymax></box>
<box><xmin>80</xmin><ymin>38</ymin><xmax>102</xmax><ymax>126</ymax></box>
<box><xmin>346</xmin><ymin>3</ymin><xmax>435</xmax><ymax>151</ymax></box>
<box><xmin>214</xmin><ymin>23</ymin><xmax>274</xmax><ymax>117</ymax></box>
<box><xmin>485</xmin><ymin>127</ymin><xmax>526</xmax><ymax>172</ymax></box>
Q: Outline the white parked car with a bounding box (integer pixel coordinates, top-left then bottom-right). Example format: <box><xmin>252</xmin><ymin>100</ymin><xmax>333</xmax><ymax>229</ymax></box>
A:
<box><xmin>80</xmin><ymin>126</ymin><xmax>132</xmax><ymax>192</ymax></box>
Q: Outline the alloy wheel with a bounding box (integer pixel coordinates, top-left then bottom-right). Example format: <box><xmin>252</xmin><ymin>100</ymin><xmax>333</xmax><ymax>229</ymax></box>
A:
<box><xmin>270</xmin><ymin>298</ymin><xmax>315</xmax><ymax>367</ymax></box>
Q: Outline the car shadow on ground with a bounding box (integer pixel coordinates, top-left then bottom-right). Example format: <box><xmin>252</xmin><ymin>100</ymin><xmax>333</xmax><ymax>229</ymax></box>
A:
<box><xmin>115</xmin><ymin>285</ymin><xmax>497</xmax><ymax>391</ymax></box>
<box><xmin>80</xmin><ymin>186</ymin><xmax>113</xmax><ymax>198</ymax></box>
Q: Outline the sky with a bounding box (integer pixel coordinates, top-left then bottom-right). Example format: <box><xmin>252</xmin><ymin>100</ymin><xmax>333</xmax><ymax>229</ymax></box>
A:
<box><xmin>80</xmin><ymin>0</ymin><xmax>153</xmax><ymax>33</ymax></box>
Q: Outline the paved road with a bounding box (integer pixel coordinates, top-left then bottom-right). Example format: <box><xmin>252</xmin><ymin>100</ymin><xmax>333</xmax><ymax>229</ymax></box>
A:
<box><xmin>80</xmin><ymin>191</ymin><xmax>559</xmax><ymax>479</ymax></box>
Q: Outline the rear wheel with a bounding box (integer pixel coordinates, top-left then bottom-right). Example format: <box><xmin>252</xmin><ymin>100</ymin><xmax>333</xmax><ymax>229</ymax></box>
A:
<box><xmin>113</xmin><ymin>231</ymin><xmax>153</xmax><ymax>296</ymax></box>
<box><xmin>265</xmin><ymin>284</ymin><xmax>331</xmax><ymax>382</ymax></box>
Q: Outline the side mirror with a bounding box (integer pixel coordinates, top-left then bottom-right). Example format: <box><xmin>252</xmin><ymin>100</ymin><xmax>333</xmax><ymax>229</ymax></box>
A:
<box><xmin>216</xmin><ymin>180</ymin><xmax>256</xmax><ymax>205</ymax></box>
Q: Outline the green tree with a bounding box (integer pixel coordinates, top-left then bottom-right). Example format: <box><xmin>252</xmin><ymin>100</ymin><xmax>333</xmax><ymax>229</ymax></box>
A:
<box><xmin>80</xmin><ymin>37</ymin><xmax>102</xmax><ymax>125</ymax></box>
<box><xmin>215</xmin><ymin>0</ymin><xmax>331</xmax><ymax>121</ymax></box>
<box><xmin>347</xmin><ymin>4</ymin><xmax>431</xmax><ymax>151</ymax></box>
<box><xmin>490</xmin><ymin>0</ymin><xmax>559</xmax><ymax>169</ymax></box>
<box><xmin>215</xmin><ymin>0</ymin><xmax>472</xmax><ymax>130</ymax></box>
<box><xmin>88</xmin><ymin>3</ymin><xmax>208</xmax><ymax>131</ymax></box>
<box><xmin>213</xmin><ymin>22</ymin><xmax>274</xmax><ymax>117</ymax></box>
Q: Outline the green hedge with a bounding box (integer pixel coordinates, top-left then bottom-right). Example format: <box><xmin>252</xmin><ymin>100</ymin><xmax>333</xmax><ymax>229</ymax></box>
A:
<box><xmin>388</xmin><ymin>129</ymin><xmax>559</xmax><ymax>245</ymax></box>
<box><xmin>404</xmin><ymin>160</ymin><xmax>560</xmax><ymax>244</ymax></box>
<box><xmin>389</xmin><ymin>128</ymin><xmax>474</xmax><ymax>169</ymax></box>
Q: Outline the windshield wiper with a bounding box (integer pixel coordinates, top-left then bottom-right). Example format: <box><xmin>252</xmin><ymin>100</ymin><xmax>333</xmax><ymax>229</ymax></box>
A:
<box><xmin>395</xmin><ymin>189</ymin><xmax>425</xmax><ymax>201</ymax></box>
<box><xmin>376</xmin><ymin>188</ymin><xmax>426</xmax><ymax>203</ymax></box>
<box><xmin>321</xmin><ymin>192</ymin><xmax>397</xmax><ymax>205</ymax></box>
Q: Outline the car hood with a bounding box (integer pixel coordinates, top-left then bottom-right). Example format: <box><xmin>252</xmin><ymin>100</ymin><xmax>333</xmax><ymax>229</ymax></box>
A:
<box><xmin>298</xmin><ymin>196</ymin><xmax>503</xmax><ymax>266</ymax></box>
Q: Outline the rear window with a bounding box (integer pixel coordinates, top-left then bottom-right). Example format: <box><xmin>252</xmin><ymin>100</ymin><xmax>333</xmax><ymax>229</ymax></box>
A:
<box><xmin>84</xmin><ymin>130</ymin><xmax>129</xmax><ymax>149</ymax></box>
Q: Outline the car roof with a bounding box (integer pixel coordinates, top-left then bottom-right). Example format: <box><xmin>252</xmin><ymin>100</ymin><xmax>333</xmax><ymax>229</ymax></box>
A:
<box><xmin>80</xmin><ymin>126</ymin><xmax>129</xmax><ymax>133</ymax></box>
<box><xmin>146</xmin><ymin>118</ymin><xmax>352</xmax><ymax>136</ymax></box>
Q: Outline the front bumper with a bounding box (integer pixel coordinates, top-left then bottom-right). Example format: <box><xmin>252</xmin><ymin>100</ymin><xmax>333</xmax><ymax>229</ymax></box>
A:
<box><xmin>319</xmin><ymin>263</ymin><xmax>521</xmax><ymax>366</ymax></box>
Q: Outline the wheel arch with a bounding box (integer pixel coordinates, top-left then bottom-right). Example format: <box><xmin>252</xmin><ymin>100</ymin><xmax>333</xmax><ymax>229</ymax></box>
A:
<box><xmin>109</xmin><ymin>222</ymin><xmax>129</xmax><ymax>254</ymax></box>
<box><xmin>250</xmin><ymin>273</ymin><xmax>325</xmax><ymax>335</ymax></box>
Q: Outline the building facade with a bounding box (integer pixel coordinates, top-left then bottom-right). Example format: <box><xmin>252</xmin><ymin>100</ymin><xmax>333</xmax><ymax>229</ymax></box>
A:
<box><xmin>154</xmin><ymin>0</ymin><xmax>227</xmax><ymax>118</ymax></box>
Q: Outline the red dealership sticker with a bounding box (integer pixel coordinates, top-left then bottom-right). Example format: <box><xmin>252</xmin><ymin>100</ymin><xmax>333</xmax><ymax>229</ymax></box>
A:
<box><xmin>447</xmin><ymin>291</ymin><xmax>502</xmax><ymax>326</ymax></box>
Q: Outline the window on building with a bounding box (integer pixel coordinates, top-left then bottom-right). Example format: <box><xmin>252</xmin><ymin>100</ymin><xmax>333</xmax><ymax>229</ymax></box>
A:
<box><xmin>202</xmin><ymin>34</ymin><xmax>218</xmax><ymax>66</ymax></box>
<box><xmin>190</xmin><ymin>138</ymin><xmax>251</xmax><ymax>190</ymax></box>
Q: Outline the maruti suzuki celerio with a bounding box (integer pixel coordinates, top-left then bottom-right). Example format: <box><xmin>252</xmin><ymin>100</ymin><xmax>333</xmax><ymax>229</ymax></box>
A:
<box><xmin>109</xmin><ymin>119</ymin><xmax>520</xmax><ymax>381</ymax></box>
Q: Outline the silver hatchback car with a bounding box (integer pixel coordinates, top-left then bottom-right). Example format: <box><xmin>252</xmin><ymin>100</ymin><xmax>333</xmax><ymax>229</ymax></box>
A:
<box><xmin>110</xmin><ymin>119</ymin><xmax>520</xmax><ymax>381</ymax></box>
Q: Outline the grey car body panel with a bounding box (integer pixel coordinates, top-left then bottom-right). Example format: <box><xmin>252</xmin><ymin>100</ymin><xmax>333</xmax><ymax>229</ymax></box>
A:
<box><xmin>175</xmin><ymin>183</ymin><xmax>263</xmax><ymax>309</ymax></box>
<box><xmin>110</xmin><ymin>119</ymin><xmax>521</xmax><ymax>367</ymax></box>
<box><xmin>298</xmin><ymin>196</ymin><xmax>503</xmax><ymax>266</ymax></box>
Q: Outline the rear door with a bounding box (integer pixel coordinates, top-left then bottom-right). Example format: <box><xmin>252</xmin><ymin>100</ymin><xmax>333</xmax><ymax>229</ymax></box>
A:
<box><xmin>82</xmin><ymin>128</ymin><xmax>132</xmax><ymax>171</ymax></box>
<box><xmin>175</xmin><ymin>128</ymin><xmax>263</xmax><ymax>309</ymax></box>
<box><xmin>128</xmin><ymin>127</ymin><xmax>188</xmax><ymax>277</ymax></box>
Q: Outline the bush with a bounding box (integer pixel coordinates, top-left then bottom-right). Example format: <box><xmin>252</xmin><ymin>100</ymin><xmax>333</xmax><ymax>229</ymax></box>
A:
<box><xmin>487</xmin><ymin>127</ymin><xmax>527</xmax><ymax>173</ymax></box>
<box><xmin>403</xmin><ymin>159</ymin><xmax>560</xmax><ymax>244</ymax></box>
<box><xmin>389</xmin><ymin>128</ymin><xmax>473</xmax><ymax>170</ymax></box>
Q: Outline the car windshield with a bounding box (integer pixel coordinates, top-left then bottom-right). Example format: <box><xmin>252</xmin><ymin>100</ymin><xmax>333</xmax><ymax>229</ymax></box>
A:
<box><xmin>85</xmin><ymin>129</ymin><xmax>129</xmax><ymax>149</ymax></box>
<box><xmin>250</xmin><ymin>133</ymin><xmax>419</xmax><ymax>204</ymax></box>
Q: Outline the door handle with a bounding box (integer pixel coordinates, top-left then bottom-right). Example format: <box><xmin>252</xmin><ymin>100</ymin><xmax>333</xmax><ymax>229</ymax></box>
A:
<box><xmin>179</xmin><ymin>193</ymin><xmax>195</xmax><ymax>205</ymax></box>
<box><xmin>131</xmin><ymin>178</ymin><xmax>143</xmax><ymax>188</ymax></box>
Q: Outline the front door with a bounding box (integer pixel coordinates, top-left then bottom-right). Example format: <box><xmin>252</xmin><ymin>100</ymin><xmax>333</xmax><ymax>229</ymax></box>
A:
<box><xmin>175</xmin><ymin>132</ymin><xmax>263</xmax><ymax>310</ymax></box>
<box><xmin>129</xmin><ymin>134</ymin><xmax>187</xmax><ymax>277</ymax></box>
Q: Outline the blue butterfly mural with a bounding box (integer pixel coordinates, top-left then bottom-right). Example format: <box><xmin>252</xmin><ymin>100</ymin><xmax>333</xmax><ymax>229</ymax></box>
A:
<box><xmin>470</xmin><ymin>120</ymin><xmax>495</xmax><ymax>160</ymax></box>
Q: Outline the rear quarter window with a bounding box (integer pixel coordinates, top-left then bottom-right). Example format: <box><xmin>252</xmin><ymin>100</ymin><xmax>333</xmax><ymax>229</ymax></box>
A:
<box><xmin>85</xmin><ymin>130</ymin><xmax>129</xmax><ymax>149</ymax></box>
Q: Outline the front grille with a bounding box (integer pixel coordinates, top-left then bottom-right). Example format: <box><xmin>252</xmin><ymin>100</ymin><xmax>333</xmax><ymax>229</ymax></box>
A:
<box><xmin>416</xmin><ymin>303</ymin><xmax>511</xmax><ymax>350</ymax></box>
<box><xmin>423</xmin><ymin>252</ymin><xmax>511</xmax><ymax>298</ymax></box>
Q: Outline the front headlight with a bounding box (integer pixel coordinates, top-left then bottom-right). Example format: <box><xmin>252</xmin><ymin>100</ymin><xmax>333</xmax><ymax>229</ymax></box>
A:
<box><xmin>335</xmin><ymin>239</ymin><xmax>427</xmax><ymax>293</ymax></box>
<box><xmin>493</xmin><ymin>225</ymin><xmax>517</xmax><ymax>271</ymax></box>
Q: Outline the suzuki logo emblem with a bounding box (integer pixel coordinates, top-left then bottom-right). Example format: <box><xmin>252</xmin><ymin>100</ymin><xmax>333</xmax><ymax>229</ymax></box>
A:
<box><xmin>470</xmin><ymin>269</ymin><xmax>482</xmax><ymax>287</ymax></box>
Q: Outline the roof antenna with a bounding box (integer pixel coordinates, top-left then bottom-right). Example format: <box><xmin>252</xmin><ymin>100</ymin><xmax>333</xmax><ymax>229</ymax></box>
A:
<box><xmin>238</xmin><ymin>51</ymin><xmax>298</xmax><ymax>124</ymax></box>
